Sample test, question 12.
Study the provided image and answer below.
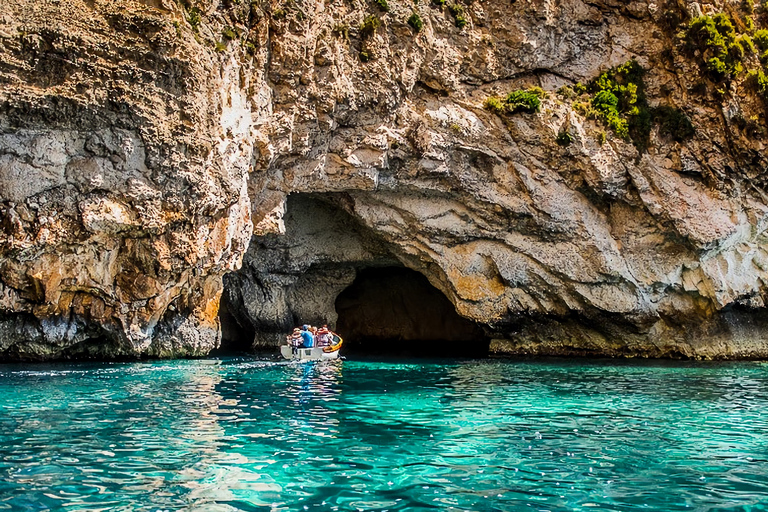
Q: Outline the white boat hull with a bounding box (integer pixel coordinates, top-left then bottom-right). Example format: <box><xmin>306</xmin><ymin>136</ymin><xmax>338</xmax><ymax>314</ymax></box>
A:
<box><xmin>280</xmin><ymin>345</ymin><xmax>340</xmax><ymax>361</ymax></box>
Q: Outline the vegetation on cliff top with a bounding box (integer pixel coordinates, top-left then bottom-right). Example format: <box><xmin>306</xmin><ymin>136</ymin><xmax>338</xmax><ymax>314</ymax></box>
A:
<box><xmin>483</xmin><ymin>61</ymin><xmax>694</xmax><ymax>151</ymax></box>
<box><xmin>683</xmin><ymin>11</ymin><xmax>768</xmax><ymax>101</ymax></box>
<box><xmin>557</xmin><ymin>60</ymin><xmax>694</xmax><ymax>151</ymax></box>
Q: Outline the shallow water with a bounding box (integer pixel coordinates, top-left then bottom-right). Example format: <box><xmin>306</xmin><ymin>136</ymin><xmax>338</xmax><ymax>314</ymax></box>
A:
<box><xmin>1</xmin><ymin>357</ymin><xmax>768</xmax><ymax>511</ymax></box>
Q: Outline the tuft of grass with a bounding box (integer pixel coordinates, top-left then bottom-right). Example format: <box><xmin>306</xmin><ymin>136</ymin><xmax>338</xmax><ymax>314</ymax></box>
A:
<box><xmin>447</xmin><ymin>4</ymin><xmax>467</xmax><ymax>28</ymax></box>
<box><xmin>557</xmin><ymin>85</ymin><xmax>577</xmax><ymax>99</ymax></box>
<box><xmin>483</xmin><ymin>96</ymin><xmax>505</xmax><ymax>114</ymax></box>
<box><xmin>332</xmin><ymin>24</ymin><xmax>350</xmax><ymax>40</ymax></box>
<box><xmin>484</xmin><ymin>87</ymin><xmax>544</xmax><ymax>115</ymax></box>
<box><xmin>432</xmin><ymin>0</ymin><xmax>446</xmax><ymax>5</ymax></box>
<box><xmin>408</xmin><ymin>12</ymin><xmax>423</xmax><ymax>32</ymax></box>
<box><xmin>215</xmin><ymin>41</ymin><xmax>227</xmax><ymax>52</ymax></box>
<box><xmin>187</xmin><ymin>6</ymin><xmax>202</xmax><ymax>30</ymax></box>
<box><xmin>747</xmin><ymin>68</ymin><xmax>768</xmax><ymax>98</ymax></box>
<box><xmin>360</xmin><ymin>14</ymin><xmax>380</xmax><ymax>38</ymax></box>
<box><xmin>359</xmin><ymin>49</ymin><xmax>373</xmax><ymax>62</ymax></box>
<box><xmin>596</xmin><ymin>130</ymin><xmax>607</xmax><ymax>145</ymax></box>
<box><xmin>755</xmin><ymin>29</ymin><xmax>768</xmax><ymax>51</ymax></box>
<box><xmin>222</xmin><ymin>26</ymin><xmax>238</xmax><ymax>40</ymax></box>
<box><xmin>375</xmin><ymin>0</ymin><xmax>390</xmax><ymax>12</ymax></box>
<box><xmin>504</xmin><ymin>88</ymin><xmax>542</xmax><ymax>113</ymax></box>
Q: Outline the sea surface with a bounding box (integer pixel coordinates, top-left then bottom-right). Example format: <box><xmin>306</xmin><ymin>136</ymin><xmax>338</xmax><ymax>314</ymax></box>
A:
<box><xmin>1</xmin><ymin>357</ymin><xmax>767</xmax><ymax>511</ymax></box>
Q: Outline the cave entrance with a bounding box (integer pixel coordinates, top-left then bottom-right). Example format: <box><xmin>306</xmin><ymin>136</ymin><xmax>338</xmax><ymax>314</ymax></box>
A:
<box><xmin>335</xmin><ymin>267</ymin><xmax>490</xmax><ymax>357</ymax></box>
<box><xmin>216</xmin><ymin>298</ymin><xmax>256</xmax><ymax>355</ymax></box>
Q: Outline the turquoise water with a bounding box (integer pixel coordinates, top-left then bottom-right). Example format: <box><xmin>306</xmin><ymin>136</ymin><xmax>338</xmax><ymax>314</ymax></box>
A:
<box><xmin>1</xmin><ymin>358</ymin><xmax>768</xmax><ymax>511</ymax></box>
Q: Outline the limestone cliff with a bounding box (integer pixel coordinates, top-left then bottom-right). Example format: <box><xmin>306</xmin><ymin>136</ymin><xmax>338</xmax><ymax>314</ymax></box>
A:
<box><xmin>2</xmin><ymin>0</ymin><xmax>768</xmax><ymax>359</ymax></box>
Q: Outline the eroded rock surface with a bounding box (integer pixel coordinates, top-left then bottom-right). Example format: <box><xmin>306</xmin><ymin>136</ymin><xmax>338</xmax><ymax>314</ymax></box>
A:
<box><xmin>3</xmin><ymin>0</ymin><xmax>768</xmax><ymax>359</ymax></box>
<box><xmin>0</xmin><ymin>0</ymin><xmax>254</xmax><ymax>359</ymax></box>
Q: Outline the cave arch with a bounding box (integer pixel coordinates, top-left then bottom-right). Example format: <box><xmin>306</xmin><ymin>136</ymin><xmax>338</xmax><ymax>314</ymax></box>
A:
<box><xmin>335</xmin><ymin>267</ymin><xmax>489</xmax><ymax>357</ymax></box>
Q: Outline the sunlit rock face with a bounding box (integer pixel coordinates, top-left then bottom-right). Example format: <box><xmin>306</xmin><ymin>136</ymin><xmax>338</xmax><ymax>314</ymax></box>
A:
<box><xmin>3</xmin><ymin>0</ymin><xmax>768</xmax><ymax>359</ymax></box>
<box><xmin>0</xmin><ymin>0</ymin><xmax>253</xmax><ymax>359</ymax></box>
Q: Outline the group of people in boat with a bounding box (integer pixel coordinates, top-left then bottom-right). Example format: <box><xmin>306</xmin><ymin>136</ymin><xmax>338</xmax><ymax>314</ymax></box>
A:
<box><xmin>287</xmin><ymin>324</ymin><xmax>341</xmax><ymax>349</ymax></box>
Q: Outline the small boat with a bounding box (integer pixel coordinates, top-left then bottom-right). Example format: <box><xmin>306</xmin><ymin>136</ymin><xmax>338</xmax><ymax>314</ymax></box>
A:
<box><xmin>280</xmin><ymin>336</ymin><xmax>343</xmax><ymax>361</ymax></box>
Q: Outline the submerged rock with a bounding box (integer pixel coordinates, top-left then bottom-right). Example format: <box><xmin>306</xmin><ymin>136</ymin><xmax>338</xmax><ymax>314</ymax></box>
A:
<box><xmin>2</xmin><ymin>0</ymin><xmax>768</xmax><ymax>359</ymax></box>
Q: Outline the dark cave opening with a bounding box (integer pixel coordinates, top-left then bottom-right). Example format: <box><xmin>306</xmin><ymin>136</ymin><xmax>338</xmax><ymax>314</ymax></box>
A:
<box><xmin>335</xmin><ymin>267</ymin><xmax>490</xmax><ymax>357</ymax></box>
<box><xmin>216</xmin><ymin>297</ymin><xmax>257</xmax><ymax>354</ymax></box>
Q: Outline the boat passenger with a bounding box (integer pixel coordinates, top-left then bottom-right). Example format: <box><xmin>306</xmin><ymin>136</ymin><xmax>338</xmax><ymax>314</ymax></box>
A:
<box><xmin>300</xmin><ymin>324</ymin><xmax>314</xmax><ymax>348</ymax></box>
<box><xmin>316</xmin><ymin>326</ymin><xmax>331</xmax><ymax>347</ymax></box>
<box><xmin>289</xmin><ymin>328</ymin><xmax>302</xmax><ymax>348</ymax></box>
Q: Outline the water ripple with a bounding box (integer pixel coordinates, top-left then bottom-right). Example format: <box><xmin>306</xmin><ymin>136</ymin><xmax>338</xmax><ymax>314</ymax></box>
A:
<box><xmin>1</xmin><ymin>358</ymin><xmax>768</xmax><ymax>510</ymax></box>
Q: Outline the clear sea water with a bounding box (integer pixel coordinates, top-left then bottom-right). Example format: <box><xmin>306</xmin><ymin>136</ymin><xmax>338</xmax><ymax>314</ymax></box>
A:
<box><xmin>1</xmin><ymin>357</ymin><xmax>768</xmax><ymax>512</ymax></box>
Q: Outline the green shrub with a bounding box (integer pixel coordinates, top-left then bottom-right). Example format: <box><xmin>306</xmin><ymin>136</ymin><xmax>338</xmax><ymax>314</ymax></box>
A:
<box><xmin>713</xmin><ymin>12</ymin><xmax>736</xmax><ymax>39</ymax></box>
<box><xmin>706</xmin><ymin>56</ymin><xmax>729</xmax><ymax>78</ymax></box>
<box><xmin>687</xmin><ymin>16</ymin><xmax>727</xmax><ymax>56</ymax></box>
<box><xmin>359</xmin><ymin>49</ymin><xmax>373</xmax><ymax>62</ymax></box>
<box><xmin>754</xmin><ymin>29</ymin><xmax>768</xmax><ymax>50</ymax></box>
<box><xmin>582</xmin><ymin>60</ymin><xmax>649</xmax><ymax>144</ymax></box>
<box><xmin>375</xmin><ymin>0</ymin><xmax>390</xmax><ymax>12</ymax></box>
<box><xmin>448</xmin><ymin>4</ymin><xmax>467</xmax><ymax>28</ymax></box>
<box><xmin>592</xmin><ymin>89</ymin><xmax>619</xmax><ymax>115</ymax></box>
<box><xmin>484</xmin><ymin>87</ymin><xmax>544</xmax><ymax>116</ymax></box>
<box><xmin>685</xmin><ymin>14</ymin><xmax>748</xmax><ymax>80</ymax></box>
<box><xmin>608</xmin><ymin>116</ymin><xmax>629</xmax><ymax>139</ymax></box>
<box><xmin>360</xmin><ymin>14</ymin><xmax>380</xmax><ymax>38</ymax></box>
<box><xmin>408</xmin><ymin>12</ymin><xmax>423</xmax><ymax>32</ymax></box>
<box><xmin>432</xmin><ymin>0</ymin><xmax>446</xmax><ymax>5</ymax></box>
<box><xmin>562</xmin><ymin>61</ymin><xmax>694</xmax><ymax>149</ymax></box>
<box><xmin>504</xmin><ymin>88</ymin><xmax>542</xmax><ymax>113</ymax></box>
<box><xmin>748</xmin><ymin>68</ymin><xmax>768</xmax><ymax>98</ymax></box>
<box><xmin>215</xmin><ymin>41</ymin><xmax>227</xmax><ymax>52</ymax></box>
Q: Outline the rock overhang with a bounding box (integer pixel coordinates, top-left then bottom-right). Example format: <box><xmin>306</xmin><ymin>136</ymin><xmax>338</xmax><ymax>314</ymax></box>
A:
<box><xmin>3</xmin><ymin>0</ymin><xmax>768</xmax><ymax>359</ymax></box>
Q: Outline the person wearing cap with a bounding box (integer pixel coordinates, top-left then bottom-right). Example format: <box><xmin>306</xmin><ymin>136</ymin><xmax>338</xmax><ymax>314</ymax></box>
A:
<box><xmin>300</xmin><ymin>324</ymin><xmax>314</xmax><ymax>348</ymax></box>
